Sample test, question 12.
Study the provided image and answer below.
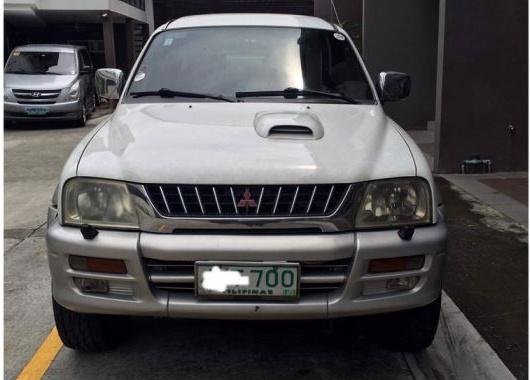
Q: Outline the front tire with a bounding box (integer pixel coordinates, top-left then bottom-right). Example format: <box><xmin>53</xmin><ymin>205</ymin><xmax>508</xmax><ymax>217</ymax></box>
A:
<box><xmin>76</xmin><ymin>104</ymin><xmax>87</xmax><ymax>127</ymax></box>
<box><xmin>379</xmin><ymin>296</ymin><xmax>441</xmax><ymax>352</ymax></box>
<box><xmin>53</xmin><ymin>298</ymin><xmax>126</xmax><ymax>352</ymax></box>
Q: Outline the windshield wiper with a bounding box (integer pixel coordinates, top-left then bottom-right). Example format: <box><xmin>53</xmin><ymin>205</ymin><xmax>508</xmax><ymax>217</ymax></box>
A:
<box><xmin>130</xmin><ymin>88</ymin><xmax>235</xmax><ymax>102</ymax></box>
<box><xmin>235</xmin><ymin>87</ymin><xmax>360</xmax><ymax>104</ymax></box>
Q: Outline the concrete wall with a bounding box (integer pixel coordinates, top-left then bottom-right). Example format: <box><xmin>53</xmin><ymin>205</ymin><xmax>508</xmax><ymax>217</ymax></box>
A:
<box><xmin>362</xmin><ymin>0</ymin><xmax>439</xmax><ymax>129</ymax></box>
<box><xmin>436</xmin><ymin>0</ymin><xmax>528</xmax><ymax>172</ymax></box>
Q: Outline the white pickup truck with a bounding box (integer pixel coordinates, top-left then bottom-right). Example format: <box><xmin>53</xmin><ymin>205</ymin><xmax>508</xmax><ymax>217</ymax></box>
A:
<box><xmin>47</xmin><ymin>13</ymin><xmax>447</xmax><ymax>352</ymax></box>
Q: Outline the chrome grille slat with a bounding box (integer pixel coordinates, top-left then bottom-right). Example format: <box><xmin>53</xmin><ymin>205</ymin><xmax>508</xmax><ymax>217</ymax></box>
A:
<box><xmin>212</xmin><ymin>187</ymin><xmax>222</xmax><ymax>214</ymax></box>
<box><xmin>194</xmin><ymin>186</ymin><xmax>205</xmax><ymax>214</ymax></box>
<box><xmin>256</xmin><ymin>187</ymin><xmax>265</xmax><ymax>214</ymax></box>
<box><xmin>289</xmin><ymin>186</ymin><xmax>299</xmax><ymax>215</ymax></box>
<box><xmin>159</xmin><ymin>186</ymin><xmax>171</xmax><ymax>214</ymax></box>
<box><xmin>272</xmin><ymin>186</ymin><xmax>282</xmax><ymax>215</ymax></box>
<box><xmin>230</xmin><ymin>187</ymin><xmax>239</xmax><ymax>214</ymax></box>
<box><xmin>306</xmin><ymin>185</ymin><xmax>317</xmax><ymax>214</ymax></box>
<box><xmin>177</xmin><ymin>186</ymin><xmax>188</xmax><ymax>214</ymax></box>
<box><xmin>145</xmin><ymin>184</ymin><xmax>350</xmax><ymax>218</ymax></box>
<box><xmin>323</xmin><ymin>185</ymin><xmax>335</xmax><ymax>214</ymax></box>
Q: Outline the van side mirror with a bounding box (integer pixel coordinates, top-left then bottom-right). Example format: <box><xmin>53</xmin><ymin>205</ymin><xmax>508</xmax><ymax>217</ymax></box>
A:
<box><xmin>378</xmin><ymin>72</ymin><xmax>411</xmax><ymax>102</ymax></box>
<box><xmin>95</xmin><ymin>68</ymin><xmax>124</xmax><ymax>100</ymax></box>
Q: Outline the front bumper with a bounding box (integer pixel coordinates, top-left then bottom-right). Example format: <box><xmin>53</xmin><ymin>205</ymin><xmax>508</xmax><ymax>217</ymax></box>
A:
<box><xmin>47</xmin><ymin>211</ymin><xmax>447</xmax><ymax>320</ymax></box>
<box><xmin>4</xmin><ymin>100</ymin><xmax>82</xmax><ymax>122</ymax></box>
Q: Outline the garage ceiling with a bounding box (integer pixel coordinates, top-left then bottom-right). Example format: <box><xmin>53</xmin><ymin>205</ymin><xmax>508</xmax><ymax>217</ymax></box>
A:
<box><xmin>153</xmin><ymin>0</ymin><xmax>314</xmax><ymax>27</ymax></box>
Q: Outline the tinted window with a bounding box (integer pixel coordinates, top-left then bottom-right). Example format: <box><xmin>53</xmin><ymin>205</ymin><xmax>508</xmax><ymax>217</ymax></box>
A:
<box><xmin>80</xmin><ymin>50</ymin><xmax>92</xmax><ymax>69</ymax></box>
<box><xmin>5</xmin><ymin>51</ymin><xmax>76</xmax><ymax>75</ymax></box>
<box><xmin>127</xmin><ymin>27</ymin><xmax>374</xmax><ymax>103</ymax></box>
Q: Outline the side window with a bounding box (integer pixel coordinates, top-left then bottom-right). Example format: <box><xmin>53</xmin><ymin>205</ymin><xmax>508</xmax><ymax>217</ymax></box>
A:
<box><xmin>78</xmin><ymin>49</ymin><xmax>92</xmax><ymax>71</ymax></box>
<box><xmin>77</xmin><ymin>51</ymin><xmax>85</xmax><ymax>70</ymax></box>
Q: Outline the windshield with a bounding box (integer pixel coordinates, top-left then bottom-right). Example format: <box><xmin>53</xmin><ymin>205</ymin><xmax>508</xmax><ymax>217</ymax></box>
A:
<box><xmin>126</xmin><ymin>27</ymin><xmax>375</xmax><ymax>103</ymax></box>
<box><xmin>5</xmin><ymin>51</ymin><xmax>76</xmax><ymax>75</ymax></box>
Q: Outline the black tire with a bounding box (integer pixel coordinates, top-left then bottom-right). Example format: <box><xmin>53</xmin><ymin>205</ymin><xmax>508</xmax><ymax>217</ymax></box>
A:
<box><xmin>379</xmin><ymin>296</ymin><xmax>441</xmax><ymax>352</ymax></box>
<box><xmin>76</xmin><ymin>104</ymin><xmax>87</xmax><ymax>127</ymax></box>
<box><xmin>53</xmin><ymin>298</ymin><xmax>126</xmax><ymax>352</ymax></box>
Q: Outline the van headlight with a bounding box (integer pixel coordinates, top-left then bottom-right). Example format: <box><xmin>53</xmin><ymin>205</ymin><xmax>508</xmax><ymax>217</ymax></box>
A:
<box><xmin>62</xmin><ymin>178</ymin><xmax>141</xmax><ymax>229</ymax></box>
<box><xmin>355</xmin><ymin>178</ymin><xmax>432</xmax><ymax>229</ymax></box>
<box><xmin>67</xmin><ymin>80</ymin><xmax>80</xmax><ymax>100</ymax></box>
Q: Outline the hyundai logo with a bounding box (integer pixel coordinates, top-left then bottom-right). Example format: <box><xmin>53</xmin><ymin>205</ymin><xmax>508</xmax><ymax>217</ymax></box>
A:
<box><xmin>31</xmin><ymin>92</ymin><xmax>41</xmax><ymax>98</ymax></box>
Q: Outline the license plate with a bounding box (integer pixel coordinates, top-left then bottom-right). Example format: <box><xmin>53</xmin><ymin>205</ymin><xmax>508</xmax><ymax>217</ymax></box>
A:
<box><xmin>25</xmin><ymin>107</ymin><xmax>48</xmax><ymax>116</ymax></box>
<box><xmin>195</xmin><ymin>261</ymin><xmax>299</xmax><ymax>300</ymax></box>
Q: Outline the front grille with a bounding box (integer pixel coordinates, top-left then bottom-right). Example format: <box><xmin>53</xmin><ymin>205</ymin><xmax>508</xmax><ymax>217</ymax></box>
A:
<box><xmin>12</xmin><ymin>89</ymin><xmax>61</xmax><ymax>104</ymax></box>
<box><xmin>144</xmin><ymin>184</ymin><xmax>350</xmax><ymax>217</ymax></box>
<box><xmin>144</xmin><ymin>258</ymin><xmax>351</xmax><ymax>297</ymax></box>
<box><xmin>16</xmin><ymin>100</ymin><xmax>56</xmax><ymax>105</ymax></box>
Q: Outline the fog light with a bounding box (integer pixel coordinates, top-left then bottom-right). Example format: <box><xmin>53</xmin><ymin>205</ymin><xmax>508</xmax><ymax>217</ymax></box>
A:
<box><xmin>368</xmin><ymin>255</ymin><xmax>424</xmax><ymax>273</ymax></box>
<box><xmin>74</xmin><ymin>278</ymin><xmax>109</xmax><ymax>294</ymax></box>
<box><xmin>69</xmin><ymin>255</ymin><xmax>127</xmax><ymax>274</ymax></box>
<box><xmin>386</xmin><ymin>276</ymin><xmax>419</xmax><ymax>291</ymax></box>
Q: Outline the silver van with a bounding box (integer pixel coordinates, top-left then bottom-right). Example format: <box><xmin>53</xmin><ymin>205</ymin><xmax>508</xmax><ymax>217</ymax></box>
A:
<box><xmin>4</xmin><ymin>44</ymin><xmax>97</xmax><ymax>126</ymax></box>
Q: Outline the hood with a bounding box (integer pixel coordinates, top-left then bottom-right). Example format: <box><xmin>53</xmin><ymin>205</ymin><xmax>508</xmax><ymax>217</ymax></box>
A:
<box><xmin>4</xmin><ymin>73</ymin><xmax>77</xmax><ymax>90</ymax></box>
<box><xmin>77</xmin><ymin>102</ymin><xmax>416</xmax><ymax>184</ymax></box>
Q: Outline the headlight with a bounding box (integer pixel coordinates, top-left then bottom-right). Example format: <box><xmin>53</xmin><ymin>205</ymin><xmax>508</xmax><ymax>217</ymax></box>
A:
<box><xmin>62</xmin><ymin>178</ymin><xmax>140</xmax><ymax>229</ymax></box>
<box><xmin>355</xmin><ymin>178</ymin><xmax>432</xmax><ymax>229</ymax></box>
<box><xmin>67</xmin><ymin>81</ymin><xmax>80</xmax><ymax>100</ymax></box>
<box><xmin>4</xmin><ymin>87</ymin><xmax>11</xmax><ymax>101</ymax></box>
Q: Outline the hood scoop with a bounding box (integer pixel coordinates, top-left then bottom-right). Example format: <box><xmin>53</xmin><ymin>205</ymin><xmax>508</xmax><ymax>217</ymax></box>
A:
<box><xmin>254</xmin><ymin>111</ymin><xmax>324</xmax><ymax>140</ymax></box>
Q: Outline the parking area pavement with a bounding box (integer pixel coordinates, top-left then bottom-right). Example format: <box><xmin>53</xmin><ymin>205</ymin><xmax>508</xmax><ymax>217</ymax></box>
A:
<box><xmin>4</xmin><ymin>115</ymin><xmax>524</xmax><ymax>380</ymax></box>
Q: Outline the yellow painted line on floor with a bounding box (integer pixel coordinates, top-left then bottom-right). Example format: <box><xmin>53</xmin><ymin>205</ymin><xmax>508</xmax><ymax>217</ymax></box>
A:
<box><xmin>16</xmin><ymin>327</ymin><xmax>63</xmax><ymax>380</ymax></box>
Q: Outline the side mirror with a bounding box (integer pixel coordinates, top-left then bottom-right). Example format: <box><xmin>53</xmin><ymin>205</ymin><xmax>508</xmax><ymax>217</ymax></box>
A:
<box><xmin>95</xmin><ymin>68</ymin><xmax>124</xmax><ymax>100</ymax></box>
<box><xmin>378</xmin><ymin>72</ymin><xmax>411</xmax><ymax>102</ymax></box>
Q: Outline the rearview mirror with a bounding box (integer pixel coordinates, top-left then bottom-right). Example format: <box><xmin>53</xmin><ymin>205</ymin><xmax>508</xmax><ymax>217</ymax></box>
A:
<box><xmin>378</xmin><ymin>72</ymin><xmax>411</xmax><ymax>102</ymax></box>
<box><xmin>95</xmin><ymin>68</ymin><xmax>124</xmax><ymax>100</ymax></box>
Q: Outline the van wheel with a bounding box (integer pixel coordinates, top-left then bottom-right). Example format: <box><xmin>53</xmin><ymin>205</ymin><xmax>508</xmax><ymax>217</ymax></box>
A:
<box><xmin>379</xmin><ymin>296</ymin><xmax>441</xmax><ymax>352</ymax></box>
<box><xmin>76</xmin><ymin>105</ymin><xmax>87</xmax><ymax>127</ymax></box>
<box><xmin>53</xmin><ymin>298</ymin><xmax>126</xmax><ymax>352</ymax></box>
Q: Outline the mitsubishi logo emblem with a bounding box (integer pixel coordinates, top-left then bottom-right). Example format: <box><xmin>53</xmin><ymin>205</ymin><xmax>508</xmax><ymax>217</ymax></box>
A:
<box><xmin>237</xmin><ymin>188</ymin><xmax>257</xmax><ymax>211</ymax></box>
<box><xmin>31</xmin><ymin>92</ymin><xmax>41</xmax><ymax>98</ymax></box>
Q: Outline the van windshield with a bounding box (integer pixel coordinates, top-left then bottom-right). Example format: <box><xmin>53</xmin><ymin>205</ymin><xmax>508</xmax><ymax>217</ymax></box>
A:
<box><xmin>126</xmin><ymin>27</ymin><xmax>375</xmax><ymax>103</ymax></box>
<box><xmin>5</xmin><ymin>51</ymin><xmax>76</xmax><ymax>75</ymax></box>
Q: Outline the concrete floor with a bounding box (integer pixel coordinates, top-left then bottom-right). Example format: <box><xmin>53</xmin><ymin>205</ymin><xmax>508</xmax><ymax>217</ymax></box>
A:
<box><xmin>4</xmin><ymin>115</ymin><xmax>522</xmax><ymax>380</ymax></box>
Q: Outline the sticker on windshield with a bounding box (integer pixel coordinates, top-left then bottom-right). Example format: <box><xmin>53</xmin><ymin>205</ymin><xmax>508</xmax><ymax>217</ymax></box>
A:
<box><xmin>333</xmin><ymin>33</ymin><xmax>346</xmax><ymax>41</ymax></box>
<box><xmin>134</xmin><ymin>71</ymin><xmax>146</xmax><ymax>82</ymax></box>
<box><xmin>163</xmin><ymin>38</ymin><xmax>174</xmax><ymax>46</ymax></box>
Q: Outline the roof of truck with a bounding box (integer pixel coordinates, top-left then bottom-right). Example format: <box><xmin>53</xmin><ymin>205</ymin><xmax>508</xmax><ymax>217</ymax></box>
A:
<box><xmin>163</xmin><ymin>13</ymin><xmax>335</xmax><ymax>32</ymax></box>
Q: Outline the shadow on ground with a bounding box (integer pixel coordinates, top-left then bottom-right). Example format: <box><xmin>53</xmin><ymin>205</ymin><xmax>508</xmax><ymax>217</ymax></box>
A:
<box><xmin>45</xmin><ymin>318</ymin><xmax>413</xmax><ymax>380</ymax></box>
<box><xmin>4</xmin><ymin>120</ymin><xmax>81</xmax><ymax>131</ymax></box>
<box><xmin>437</xmin><ymin>177</ymin><xmax>528</xmax><ymax>380</ymax></box>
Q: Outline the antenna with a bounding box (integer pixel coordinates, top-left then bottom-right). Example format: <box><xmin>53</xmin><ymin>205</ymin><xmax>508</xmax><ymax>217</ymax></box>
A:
<box><xmin>330</xmin><ymin>0</ymin><xmax>341</xmax><ymax>25</ymax></box>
